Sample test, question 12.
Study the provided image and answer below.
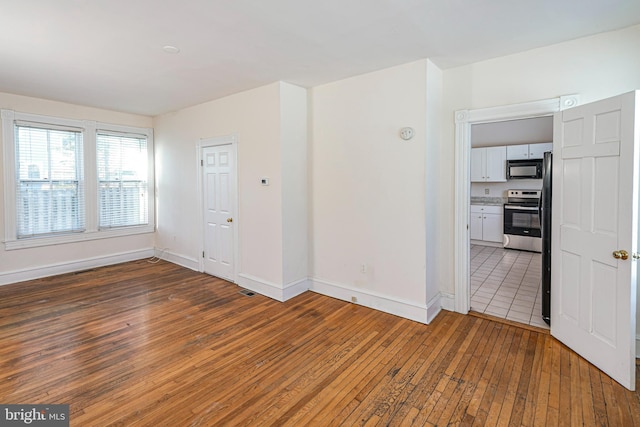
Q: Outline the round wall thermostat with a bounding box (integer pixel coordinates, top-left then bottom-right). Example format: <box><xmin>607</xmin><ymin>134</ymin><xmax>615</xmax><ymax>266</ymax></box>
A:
<box><xmin>400</xmin><ymin>127</ymin><xmax>414</xmax><ymax>140</ymax></box>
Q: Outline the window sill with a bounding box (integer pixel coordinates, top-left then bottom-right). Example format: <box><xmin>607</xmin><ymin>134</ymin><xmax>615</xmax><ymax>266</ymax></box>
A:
<box><xmin>4</xmin><ymin>225</ymin><xmax>155</xmax><ymax>251</ymax></box>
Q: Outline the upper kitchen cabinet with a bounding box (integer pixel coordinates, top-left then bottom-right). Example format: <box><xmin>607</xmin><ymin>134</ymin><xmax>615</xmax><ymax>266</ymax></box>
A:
<box><xmin>506</xmin><ymin>142</ymin><xmax>553</xmax><ymax>160</ymax></box>
<box><xmin>528</xmin><ymin>142</ymin><xmax>553</xmax><ymax>159</ymax></box>
<box><xmin>471</xmin><ymin>146</ymin><xmax>506</xmax><ymax>182</ymax></box>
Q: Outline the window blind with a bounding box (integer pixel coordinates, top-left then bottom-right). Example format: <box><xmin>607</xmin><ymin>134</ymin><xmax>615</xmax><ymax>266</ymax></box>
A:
<box><xmin>14</xmin><ymin>124</ymin><xmax>85</xmax><ymax>238</ymax></box>
<box><xmin>96</xmin><ymin>132</ymin><xmax>148</xmax><ymax>228</ymax></box>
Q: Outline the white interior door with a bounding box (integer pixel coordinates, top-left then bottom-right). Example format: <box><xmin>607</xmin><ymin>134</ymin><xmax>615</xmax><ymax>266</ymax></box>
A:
<box><xmin>551</xmin><ymin>91</ymin><xmax>638</xmax><ymax>390</ymax></box>
<box><xmin>202</xmin><ymin>144</ymin><xmax>236</xmax><ymax>281</ymax></box>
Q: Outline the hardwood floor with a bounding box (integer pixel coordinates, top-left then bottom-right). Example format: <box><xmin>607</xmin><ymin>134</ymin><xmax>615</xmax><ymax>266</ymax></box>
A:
<box><xmin>1</xmin><ymin>260</ymin><xmax>639</xmax><ymax>426</ymax></box>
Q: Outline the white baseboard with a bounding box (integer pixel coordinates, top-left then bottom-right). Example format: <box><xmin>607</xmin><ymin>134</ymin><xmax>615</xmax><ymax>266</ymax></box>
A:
<box><xmin>237</xmin><ymin>273</ymin><xmax>285</xmax><ymax>301</ymax></box>
<box><xmin>470</xmin><ymin>239</ymin><xmax>502</xmax><ymax>248</ymax></box>
<box><xmin>283</xmin><ymin>277</ymin><xmax>311</xmax><ymax>300</ymax></box>
<box><xmin>0</xmin><ymin>248</ymin><xmax>155</xmax><ymax>286</ymax></box>
<box><xmin>236</xmin><ymin>273</ymin><xmax>311</xmax><ymax>302</ymax></box>
<box><xmin>426</xmin><ymin>293</ymin><xmax>443</xmax><ymax>323</ymax></box>
<box><xmin>636</xmin><ymin>335</ymin><xmax>640</xmax><ymax>359</ymax></box>
<box><xmin>439</xmin><ymin>292</ymin><xmax>455</xmax><ymax>312</ymax></box>
<box><xmin>156</xmin><ymin>249</ymin><xmax>199</xmax><ymax>271</ymax></box>
<box><xmin>309</xmin><ymin>278</ymin><xmax>437</xmax><ymax>324</ymax></box>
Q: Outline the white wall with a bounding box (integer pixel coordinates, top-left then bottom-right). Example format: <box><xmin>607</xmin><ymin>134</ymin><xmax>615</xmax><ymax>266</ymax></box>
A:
<box><xmin>280</xmin><ymin>83</ymin><xmax>309</xmax><ymax>293</ymax></box>
<box><xmin>0</xmin><ymin>92</ymin><xmax>154</xmax><ymax>285</ymax></box>
<box><xmin>154</xmin><ymin>83</ymin><xmax>282</xmax><ymax>280</ymax></box>
<box><xmin>425</xmin><ymin>59</ymin><xmax>445</xmax><ymax>312</ymax></box>
<box><xmin>153</xmin><ymin>82</ymin><xmax>308</xmax><ymax>300</ymax></box>
<box><xmin>445</xmin><ymin>24</ymin><xmax>640</xmax><ymax>112</ymax></box>
<box><xmin>310</xmin><ymin>59</ymin><xmax>438</xmax><ymax>322</ymax></box>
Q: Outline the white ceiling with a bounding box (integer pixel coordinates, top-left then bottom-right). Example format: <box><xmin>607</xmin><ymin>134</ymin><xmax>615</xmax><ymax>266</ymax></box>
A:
<box><xmin>2</xmin><ymin>0</ymin><xmax>639</xmax><ymax>116</ymax></box>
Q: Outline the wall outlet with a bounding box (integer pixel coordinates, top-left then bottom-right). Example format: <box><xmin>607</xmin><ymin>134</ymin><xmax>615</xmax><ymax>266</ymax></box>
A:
<box><xmin>484</xmin><ymin>188</ymin><xmax>490</xmax><ymax>194</ymax></box>
<box><xmin>360</xmin><ymin>263</ymin><xmax>366</xmax><ymax>273</ymax></box>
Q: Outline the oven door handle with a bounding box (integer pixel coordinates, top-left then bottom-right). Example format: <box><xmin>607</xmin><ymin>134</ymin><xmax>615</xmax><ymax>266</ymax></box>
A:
<box><xmin>504</xmin><ymin>206</ymin><xmax>539</xmax><ymax>211</ymax></box>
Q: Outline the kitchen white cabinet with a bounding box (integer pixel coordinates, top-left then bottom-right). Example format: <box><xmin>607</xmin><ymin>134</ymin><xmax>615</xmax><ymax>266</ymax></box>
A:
<box><xmin>470</xmin><ymin>149</ymin><xmax>484</xmax><ymax>182</ymax></box>
<box><xmin>470</xmin><ymin>146</ymin><xmax>506</xmax><ymax>182</ymax></box>
<box><xmin>527</xmin><ymin>142</ymin><xmax>553</xmax><ymax>159</ymax></box>
<box><xmin>482</xmin><ymin>212</ymin><xmax>503</xmax><ymax>242</ymax></box>
<box><xmin>469</xmin><ymin>209</ymin><xmax>484</xmax><ymax>240</ymax></box>
<box><xmin>470</xmin><ymin>205</ymin><xmax>503</xmax><ymax>243</ymax></box>
<box><xmin>506</xmin><ymin>144</ymin><xmax>529</xmax><ymax>160</ymax></box>
<box><xmin>506</xmin><ymin>142</ymin><xmax>553</xmax><ymax>160</ymax></box>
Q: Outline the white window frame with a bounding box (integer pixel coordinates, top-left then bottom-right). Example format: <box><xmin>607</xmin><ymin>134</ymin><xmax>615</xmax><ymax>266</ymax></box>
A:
<box><xmin>2</xmin><ymin>110</ymin><xmax>155</xmax><ymax>250</ymax></box>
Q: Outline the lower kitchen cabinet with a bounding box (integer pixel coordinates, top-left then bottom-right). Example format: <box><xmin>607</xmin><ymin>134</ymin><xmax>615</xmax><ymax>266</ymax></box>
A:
<box><xmin>470</xmin><ymin>205</ymin><xmax>503</xmax><ymax>243</ymax></box>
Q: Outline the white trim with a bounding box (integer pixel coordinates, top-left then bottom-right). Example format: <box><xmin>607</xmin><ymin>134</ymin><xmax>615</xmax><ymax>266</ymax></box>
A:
<box><xmin>235</xmin><ymin>275</ymin><xmax>309</xmax><ymax>302</ymax></box>
<box><xmin>439</xmin><ymin>292</ymin><xmax>456</xmax><ymax>312</ymax></box>
<box><xmin>2</xmin><ymin>109</ymin><xmax>17</xmax><ymax>244</ymax></box>
<box><xmin>426</xmin><ymin>293</ymin><xmax>443</xmax><ymax>323</ymax></box>
<box><xmin>309</xmin><ymin>277</ymin><xmax>433</xmax><ymax>324</ymax></box>
<box><xmin>0</xmin><ymin>248</ymin><xmax>154</xmax><ymax>286</ymax></box>
<box><xmin>461</xmin><ymin>95</ymin><xmax>580</xmax><ymax>124</ymax></box>
<box><xmin>237</xmin><ymin>273</ymin><xmax>288</xmax><ymax>302</ymax></box>
<box><xmin>454</xmin><ymin>110</ymin><xmax>472</xmax><ymax>315</ymax></box>
<box><xmin>283</xmin><ymin>277</ymin><xmax>310</xmax><ymax>300</ymax></box>
<box><xmin>156</xmin><ymin>249</ymin><xmax>199</xmax><ymax>271</ymax></box>
<box><xmin>453</xmin><ymin>95</ymin><xmax>579</xmax><ymax>314</ymax></box>
<box><xmin>233</xmin><ymin>272</ymin><xmax>443</xmax><ymax>324</ymax></box>
<box><xmin>197</xmin><ymin>134</ymin><xmax>239</xmax><ymax>283</ymax></box>
<box><xmin>4</xmin><ymin>227</ymin><xmax>154</xmax><ymax>250</ymax></box>
<box><xmin>637</xmin><ymin>335</ymin><xmax>640</xmax><ymax>359</ymax></box>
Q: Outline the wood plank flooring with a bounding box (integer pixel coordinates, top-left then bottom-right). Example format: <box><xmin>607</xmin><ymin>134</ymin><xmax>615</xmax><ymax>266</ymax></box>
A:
<box><xmin>1</xmin><ymin>260</ymin><xmax>639</xmax><ymax>426</ymax></box>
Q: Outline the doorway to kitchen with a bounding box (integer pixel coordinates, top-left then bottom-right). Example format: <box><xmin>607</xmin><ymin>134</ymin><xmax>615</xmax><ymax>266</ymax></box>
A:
<box><xmin>467</xmin><ymin>116</ymin><xmax>554</xmax><ymax>329</ymax></box>
<box><xmin>453</xmin><ymin>95</ymin><xmax>580</xmax><ymax>321</ymax></box>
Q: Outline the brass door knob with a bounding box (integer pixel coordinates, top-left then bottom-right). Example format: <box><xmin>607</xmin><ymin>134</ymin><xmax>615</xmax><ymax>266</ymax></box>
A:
<box><xmin>226</xmin><ymin>218</ymin><xmax>233</xmax><ymax>223</ymax></box>
<box><xmin>613</xmin><ymin>250</ymin><xmax>629</xmax><ymax>260</ymax></box>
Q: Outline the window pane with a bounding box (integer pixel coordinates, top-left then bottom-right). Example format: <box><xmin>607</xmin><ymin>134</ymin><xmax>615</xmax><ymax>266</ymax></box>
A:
<box><xmin>17</xmin><ymin>181</ymin><xmax>82</xmax><ymax>236</ymax></box>
<box><xmin>97</xmin><ymin>133</ymin><xmax>148</xmax><ymax>228</ymax></box>
<box><xmin>15</xmin><ymin>125</ymin><xmax>84</xmax><ymax>238</ymax></box>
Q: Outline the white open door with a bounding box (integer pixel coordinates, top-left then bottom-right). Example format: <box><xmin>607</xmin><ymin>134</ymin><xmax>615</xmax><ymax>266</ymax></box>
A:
<box><xmin>552</xmin><ymin>91</ymin><xmax>639</xmax><ymax>390</ymax></box>
<box><xmin>202</xmin><ymin>144</ymin><xmax>236</xmax><ymax>281</ymax></box>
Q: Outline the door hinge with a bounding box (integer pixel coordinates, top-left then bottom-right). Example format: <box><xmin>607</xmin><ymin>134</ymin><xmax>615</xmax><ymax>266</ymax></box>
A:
<box><xmin>202</xmin><ymin>251</ymin><xmax>205</xmax><ymax>258</ymax></box>
<box><xmin>201</xmin><ymin>159</ymin><xmax>204</xmax><ymax>166</ymax></box>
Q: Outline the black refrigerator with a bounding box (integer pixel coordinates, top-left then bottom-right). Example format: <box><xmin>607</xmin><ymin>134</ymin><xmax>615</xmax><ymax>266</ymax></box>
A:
<box><xmin>540</xmin><ymin>151</ymin><xmax>552</xmax><ymax>325</ymax></box>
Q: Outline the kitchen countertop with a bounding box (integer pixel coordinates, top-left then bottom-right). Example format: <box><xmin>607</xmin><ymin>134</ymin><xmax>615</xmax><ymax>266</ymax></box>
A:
<box><xmin>470</xmin><ymin>197</ymin><xmax>506</xmax><ymax>206</ymax></box>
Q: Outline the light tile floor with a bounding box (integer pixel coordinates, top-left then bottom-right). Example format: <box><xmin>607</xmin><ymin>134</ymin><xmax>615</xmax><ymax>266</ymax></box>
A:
<box><xmin>470</xmin><ymin>244</ymin><xmax>549</xmax><ymax>329</ymax></box>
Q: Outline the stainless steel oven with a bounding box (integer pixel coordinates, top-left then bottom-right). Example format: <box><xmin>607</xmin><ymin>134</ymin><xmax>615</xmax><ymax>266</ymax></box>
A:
<box><xmin>503</xmin><ymin>190</ymin><xmax>542</xmax><ymax>252</ymax></box>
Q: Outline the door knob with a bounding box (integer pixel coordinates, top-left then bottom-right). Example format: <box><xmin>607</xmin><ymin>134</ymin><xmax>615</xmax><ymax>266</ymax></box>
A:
<box><xmin>226</xmin><ymin>218</ymin><xmax>233</xmax><ymax>223</ymax></box>
<box><xmin>613</xmin><ymin>250</ymin><xmax>628</xmax><ymax>260</ymax></box>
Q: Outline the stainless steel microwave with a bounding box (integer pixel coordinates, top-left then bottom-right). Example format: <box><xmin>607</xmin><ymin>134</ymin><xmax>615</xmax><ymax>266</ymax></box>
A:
<box><xmin>506</xmin><ymin>159</ymin><xmax>543</xmax><ymax>179</ymax></box>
